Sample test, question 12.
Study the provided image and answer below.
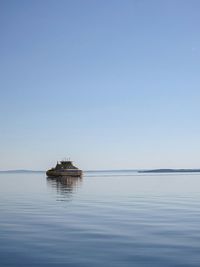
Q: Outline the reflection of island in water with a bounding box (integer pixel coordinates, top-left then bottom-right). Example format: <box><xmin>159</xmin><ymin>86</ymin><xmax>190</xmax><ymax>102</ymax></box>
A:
<box><xmin>47</xmin><ymin>176</ymin><xmax>82</xmax><ymax>200</ymax></box>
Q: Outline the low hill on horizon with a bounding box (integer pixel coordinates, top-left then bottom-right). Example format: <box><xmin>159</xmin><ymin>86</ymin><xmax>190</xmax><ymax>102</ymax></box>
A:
<box><xmin>139</xmin><ymin>169</ymin><xmax>200</xmax><ymax>173</ymax></box>
<box><xmin>0</xmin><ymin>170</ymin><xmax>44</xmax><ymax>173</ymax></box>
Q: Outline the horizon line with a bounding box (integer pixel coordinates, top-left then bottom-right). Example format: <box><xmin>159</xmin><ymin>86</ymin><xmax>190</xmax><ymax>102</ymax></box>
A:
<box><xmin>1</xmin><ymin>168</ymin><xmax>200</xmax><ymax>173</ymax></box>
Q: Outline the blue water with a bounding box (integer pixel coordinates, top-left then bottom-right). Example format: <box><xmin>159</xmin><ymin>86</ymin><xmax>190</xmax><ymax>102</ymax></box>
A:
<box><xmin>1</xmin><ymin>171</ymin><xmax>200</xmax><ymax>267</ymax></box>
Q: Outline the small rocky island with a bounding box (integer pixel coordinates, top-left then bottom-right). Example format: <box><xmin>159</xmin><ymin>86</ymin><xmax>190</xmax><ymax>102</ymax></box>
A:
<box><xmin>46</xmin><ymin>160</ymin><xmax>82</xmax><ymax>177</ymax></box>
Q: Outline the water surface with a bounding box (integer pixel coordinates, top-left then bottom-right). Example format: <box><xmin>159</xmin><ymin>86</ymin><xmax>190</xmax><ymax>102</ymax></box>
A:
<box><xmin>0</xmin><ymin>171</ymin><xmax>200</xmax><ymax>266</ymax></box>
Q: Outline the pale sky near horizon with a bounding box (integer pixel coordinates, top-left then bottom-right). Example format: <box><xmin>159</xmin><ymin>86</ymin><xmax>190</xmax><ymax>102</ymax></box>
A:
<box><xmin>1</xmin><ymin>0</ymin><xmax>200</xmax><ymax>170</ymax></box>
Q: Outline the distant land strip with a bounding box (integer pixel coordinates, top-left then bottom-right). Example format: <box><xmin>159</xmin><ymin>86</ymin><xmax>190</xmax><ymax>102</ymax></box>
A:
<box><xmin>0</xmin><ymin>170</ymin><xmax>44</xmax><ymax>173</ymax></box>
<box><xmin>139</xmin><ymin>169</ymin><xmax>200</xmax><ymax>173</ymax></box>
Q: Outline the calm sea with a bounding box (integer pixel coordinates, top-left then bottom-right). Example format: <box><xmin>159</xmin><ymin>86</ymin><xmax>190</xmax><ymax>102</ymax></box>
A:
<box><xmin>1</xmin><ymin>171</ymin><xmax>200</xmax><ymax>267</ymax></box>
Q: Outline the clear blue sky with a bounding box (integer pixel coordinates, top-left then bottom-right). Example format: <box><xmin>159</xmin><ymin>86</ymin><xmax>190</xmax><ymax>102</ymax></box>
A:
<box><xmin>1</xmin><ymin>0</ymin><xmax>200</xmax><ymax>170</ymax></box>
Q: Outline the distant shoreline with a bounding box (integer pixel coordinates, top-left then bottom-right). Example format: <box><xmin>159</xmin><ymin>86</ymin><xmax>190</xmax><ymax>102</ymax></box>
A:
<box><xmin>139</xmin><ymin>169</ymin><xmax>200</xmax><ymax>173</ymax></box>
<box><xmin>0</xmin><ymin>170</ymin><xmax>44</xmax><ymax>173</ymax></box>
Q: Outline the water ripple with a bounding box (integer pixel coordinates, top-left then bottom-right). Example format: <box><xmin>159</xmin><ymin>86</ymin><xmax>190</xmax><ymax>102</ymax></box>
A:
<box><xmin>1</xmin><ymin>173</ymin><xmax>200</xmax><ymax>266</ymax></box>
